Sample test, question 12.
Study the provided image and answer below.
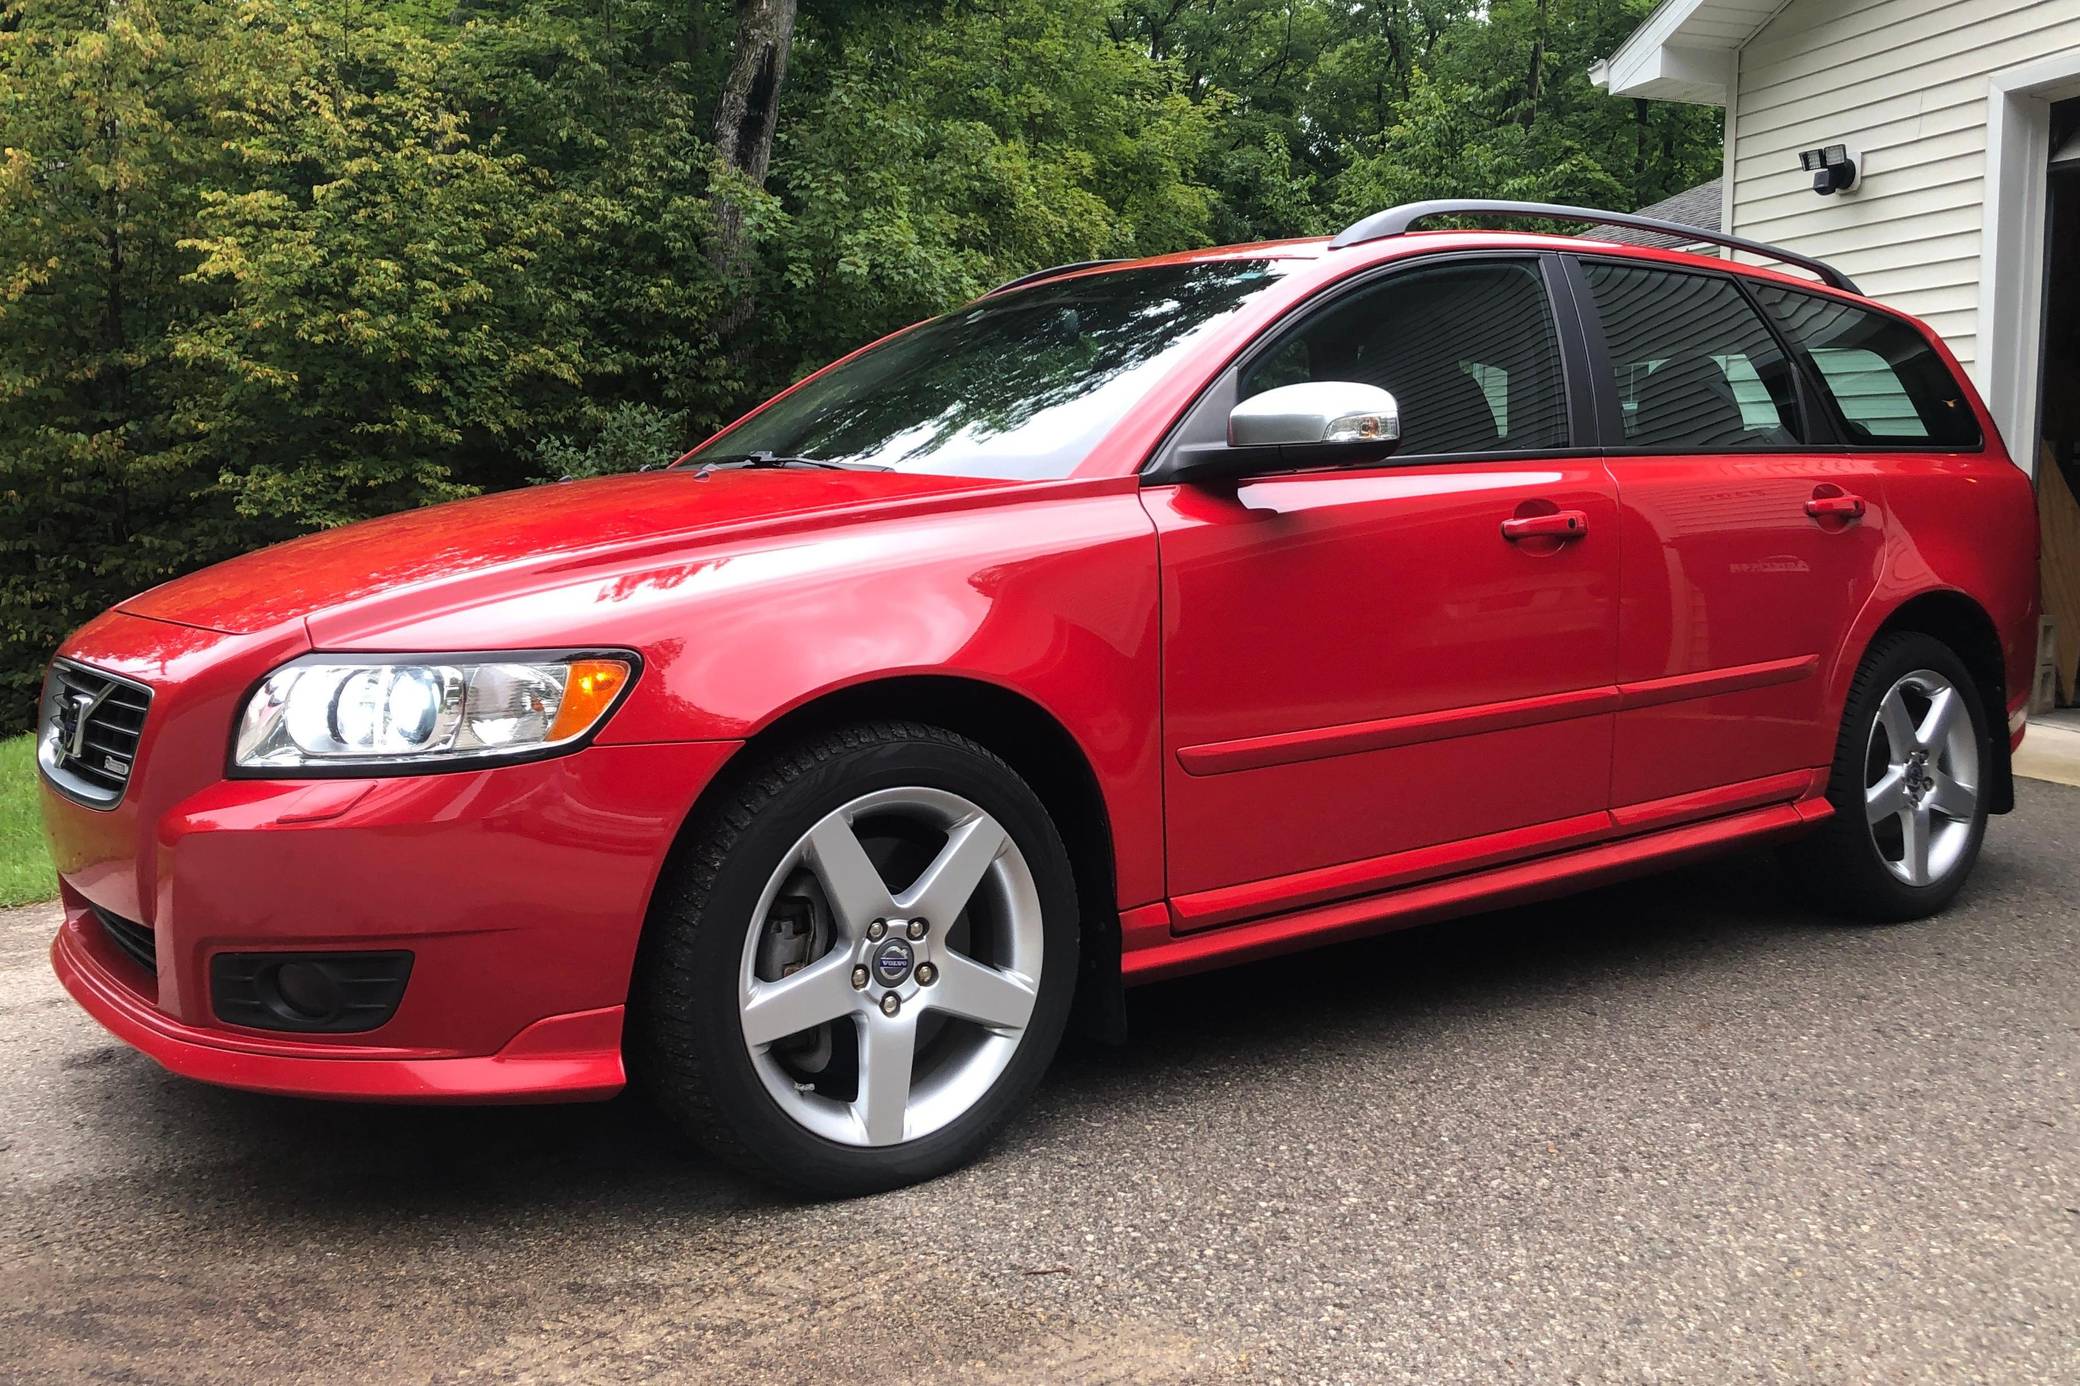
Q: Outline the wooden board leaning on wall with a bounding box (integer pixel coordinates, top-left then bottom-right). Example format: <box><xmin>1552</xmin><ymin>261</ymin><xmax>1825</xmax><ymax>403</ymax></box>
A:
<box><xmin>2042</xmin><ymin>444</ymin><xmax>2080</xmax><ymax>706</ymax></box>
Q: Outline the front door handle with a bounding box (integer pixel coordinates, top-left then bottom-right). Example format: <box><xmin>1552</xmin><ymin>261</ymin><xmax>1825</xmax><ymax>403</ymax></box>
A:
<box><xmin>1805</xmin><ymin>492</ymin><xmax>1866</xmax><ymax>520</ymax></box>
<box><xmin>1501</xmin><ymin>510</ymin><xmax>1588</xmax><ymax>542</ymax></box>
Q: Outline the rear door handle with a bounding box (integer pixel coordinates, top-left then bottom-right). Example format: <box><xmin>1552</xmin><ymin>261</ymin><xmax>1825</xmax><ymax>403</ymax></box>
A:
<box><xmin>1501</xmin><ymin>510</ymin><xmax>1588</xmax><ymax>541</ymax></box>
<box><xmin>1805</xmin><ymin>493</ymin><xmax>1866</xmax><ymax>520</ymax></box>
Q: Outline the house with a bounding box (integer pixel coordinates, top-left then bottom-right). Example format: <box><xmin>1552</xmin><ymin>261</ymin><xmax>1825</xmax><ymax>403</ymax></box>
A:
<box><xmin>1584</xmin><ymin>179</ymin><xmax>1724</xmax><ymax>253</ymax></box>
<box><xmin>1592</xmin><ymin>0</ymin><xmax>2080</xmax><ymax>708</ymax></box>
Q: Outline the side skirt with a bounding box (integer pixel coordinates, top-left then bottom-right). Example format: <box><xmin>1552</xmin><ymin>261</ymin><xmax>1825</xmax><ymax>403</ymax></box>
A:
<box><xmin>1121</xmin><ymin>782</ymin><xmax>1833</xmax><ymax>985</ymax></box>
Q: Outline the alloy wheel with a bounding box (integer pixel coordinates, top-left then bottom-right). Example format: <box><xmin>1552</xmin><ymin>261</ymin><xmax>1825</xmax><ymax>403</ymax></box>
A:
<box><xmin>1863</xmin><ymin>668</ymin><xmax>1979</xmax><ymax>887</ymax></box>
<box><xmin>737</xmin><ymin>786</ymin><xmax>1044</xmax><ymax>1147</ymax></box>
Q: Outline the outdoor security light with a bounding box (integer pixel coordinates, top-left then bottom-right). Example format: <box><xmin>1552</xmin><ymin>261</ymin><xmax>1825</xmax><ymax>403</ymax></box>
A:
<box><xmin>1799</xmin><ymin>145</ymin><xmax>1860</xmax><ymax>195</ymax></box>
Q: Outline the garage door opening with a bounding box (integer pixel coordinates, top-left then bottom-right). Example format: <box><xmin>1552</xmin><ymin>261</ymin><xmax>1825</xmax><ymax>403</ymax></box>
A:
<box><xmin>2038</xmin><ymin>95</ymin><xmax>2080</xmax><ymax>714</ymax></box>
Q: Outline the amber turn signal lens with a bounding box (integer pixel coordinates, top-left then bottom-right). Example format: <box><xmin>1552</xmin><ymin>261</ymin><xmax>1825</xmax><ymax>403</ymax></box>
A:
<box><xmin>549</xmin><ymin>659</ymin><xmax>632</xmax><ymax>741</ymax></box>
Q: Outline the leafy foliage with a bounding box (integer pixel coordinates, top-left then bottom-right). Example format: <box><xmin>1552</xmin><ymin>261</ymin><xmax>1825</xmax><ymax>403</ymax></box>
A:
<box><xmin>0</xmin><ymin>0</ymin><xmax>1717</xmax><ymax>726</ymax></box>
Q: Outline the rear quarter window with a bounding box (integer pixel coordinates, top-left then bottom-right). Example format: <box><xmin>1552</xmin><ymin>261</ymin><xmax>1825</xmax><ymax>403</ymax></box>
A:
<box><xmin>1750</xmin><ymin>286</ymin><xmax>1982</xmax><ymax>449</ymax></box>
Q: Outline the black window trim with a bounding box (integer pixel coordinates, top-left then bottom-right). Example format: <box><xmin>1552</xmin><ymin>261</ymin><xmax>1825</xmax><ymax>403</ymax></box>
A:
<box><xmin>1740</xmin><ymin>277</ymin><xmax>1988</xmax><ymax>454</ymax></box>
<box><xmin>1561</xmin><ymin>251</ymin><xmax>1846</xmax><ymax>456</ymax></box>
<box><xmin>1141</xmin><ymin>250</ymin><xmax>1598</xmax><ymax>484</ymax></box>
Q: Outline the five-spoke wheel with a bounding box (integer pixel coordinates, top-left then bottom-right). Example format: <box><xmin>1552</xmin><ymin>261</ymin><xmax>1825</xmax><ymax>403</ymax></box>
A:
<box><xmin>1862</xmin><ymin>669</ymin><xmax>1980</xmax><ymax>888</ymax></box>
<box><xmin>1790</xmin><ymin>631</ymin><xmax>1991</xmax><ymax>921</ymax></box>
<box><xmin>739</xmin><ymin>787</ymin><xmax>1045</xmax><ymax>1147</ymax></box>
<box><xmin>637</xmin><ymin>723</ymin><xmax>1076</xmax><ymax>1196</ymax></box>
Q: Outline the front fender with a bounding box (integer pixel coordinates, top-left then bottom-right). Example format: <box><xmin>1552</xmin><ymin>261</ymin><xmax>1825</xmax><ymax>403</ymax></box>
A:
<box><xmin>310</xmin><ymin>477</ymin><xmax>1167</xmax><ymax>906</ymax></box>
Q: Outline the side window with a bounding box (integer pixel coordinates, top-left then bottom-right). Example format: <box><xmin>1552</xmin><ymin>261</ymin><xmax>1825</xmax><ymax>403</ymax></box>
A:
<box><xmin>1240</xmin><ymin>260</ymin><xmax>1568</xmax><ymax>456</ymax></box>
<box><xmin>1582</xmin><ymin>261</ymin><xmax>1804</xmax><ymax>449</ymax></box>
<box><xmin>1751</xmin><ymin>285</ymin><xmax>1983</xmax><ymax>448</ymax></box>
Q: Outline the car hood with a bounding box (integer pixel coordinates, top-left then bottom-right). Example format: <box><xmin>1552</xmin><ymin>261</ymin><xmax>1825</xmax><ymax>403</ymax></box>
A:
<box><xmin>118</xmin><ymin>467</ymin><xmax>1009</xmax><ymax>637</ymax></box>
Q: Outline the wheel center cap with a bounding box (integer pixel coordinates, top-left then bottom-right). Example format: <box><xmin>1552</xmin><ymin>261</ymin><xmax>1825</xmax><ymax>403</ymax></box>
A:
<box><xmin>1905</xmin><ymin>750</ymin><xmax>1932</xmax><ymax>799</ymax></box>
<box><xmin>871</xmin><ymin>938</ymin><xmax>916</xmax><ymax>987</ymax></box>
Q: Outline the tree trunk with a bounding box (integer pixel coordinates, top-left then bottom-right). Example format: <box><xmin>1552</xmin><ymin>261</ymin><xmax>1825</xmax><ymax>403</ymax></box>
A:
<box><xmin>710</xmin><ymin>0</ymin><xmax>797</xmax><ymax>330</ymax></box>
<box><xmin>1633</xmin><ymin>98</ymin><xmax>1650</xmax><ymax>202</ymax></box>
<box><xmin>714</xmin><ymin>0</ymin><xmax>795</xmax><ymax>187</ymax></box>
<box><xmin>1519</xmin><ymin>0</ymin><xmax>1549</xmax><ymax>129</ymax></box>
<box><xmin>1382</xmin><ymin>1</ymin><xmax>1412</xmax><ymax>105</ymax></box>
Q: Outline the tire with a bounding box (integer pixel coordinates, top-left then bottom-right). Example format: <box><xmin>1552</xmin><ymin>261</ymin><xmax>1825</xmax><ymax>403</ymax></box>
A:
<box><xmin>1786</xmin><ymin>631</ymin><xmax>1992</xmax><ymax>922</ymax></box>
<box><xmin>633</xmin><ymin>721</ymin><xmax>1079</xmax><ymax>1197</ymax></box>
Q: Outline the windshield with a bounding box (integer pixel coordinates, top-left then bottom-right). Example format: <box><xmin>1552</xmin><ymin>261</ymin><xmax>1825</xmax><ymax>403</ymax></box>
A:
<box><xmin>686</xmin><ymin>259</ymin><xmax>1297</xmax><ymax>480</ymax></box>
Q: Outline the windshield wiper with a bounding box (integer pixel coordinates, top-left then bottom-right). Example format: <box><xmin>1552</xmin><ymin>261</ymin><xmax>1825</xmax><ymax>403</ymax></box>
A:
<box><xmin>685</xmin><ymin>450</ymin><xmax>891</xmax><ymax>475</ymax></box>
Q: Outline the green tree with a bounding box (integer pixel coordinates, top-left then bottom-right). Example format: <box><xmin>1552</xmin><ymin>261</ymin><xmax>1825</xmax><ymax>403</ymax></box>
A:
<box><xmin>0</xmin><ymin>0</ymin><xmax>1721</xmax><ymax>727</ymax></box>
<box><xmin>172</xmin><ymin>9</ymin><xmax>582</xmax><ymax>525</ymax></box>
<box><xmin>1</xmin><ymin>1</ymin><xmax>246</xmax><ymax>715</ymax></box>
<box><xmin>754</xmin><ymin>1</ymin><xmax>1219</xmax><ymax>374</ymax></box>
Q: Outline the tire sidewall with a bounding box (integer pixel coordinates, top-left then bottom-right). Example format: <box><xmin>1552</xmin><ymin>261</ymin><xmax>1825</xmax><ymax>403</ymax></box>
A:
<box><xmin>649</xmin><ymin>732</ymin><xmax>1079</xmax><ymax>1195</ymax></box>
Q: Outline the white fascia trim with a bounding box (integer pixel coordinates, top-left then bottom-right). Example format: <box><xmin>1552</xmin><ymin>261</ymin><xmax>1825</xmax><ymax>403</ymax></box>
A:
<box><xmin>1601</xmin><ymin>0</ymin><xmax>1729</xmax><ymax>103</ymax></box>
<box><xmin>1981</xmin><ymin>51</ymin><xmax>2080</xmax><ymax>473</ymax></box>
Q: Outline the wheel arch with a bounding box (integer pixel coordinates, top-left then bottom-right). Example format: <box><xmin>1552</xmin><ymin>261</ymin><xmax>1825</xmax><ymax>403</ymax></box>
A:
<box><xmin>664</xmin><ymin>673</ymin><xmax>1129</xmax><ymax>1040</ymax></box>
<box><xmin>1855</xmin><ymin>589</ymin><xmax>2014</xmax><ymax>814</ymax></box>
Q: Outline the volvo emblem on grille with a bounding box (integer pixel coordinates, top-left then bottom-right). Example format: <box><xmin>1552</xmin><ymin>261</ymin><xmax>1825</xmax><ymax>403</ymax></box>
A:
<box><xmin>58</xmin><ymin>685</ymin><xmax>112</xmax><ymax>762</ymax></box>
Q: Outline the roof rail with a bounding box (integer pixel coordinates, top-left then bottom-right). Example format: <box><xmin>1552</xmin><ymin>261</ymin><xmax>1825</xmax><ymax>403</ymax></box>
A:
<box><xmin>986</xmin><ymin>258</ymin><xmax>1126</xmax><ymax>296</ymax></box>
<box><xmin>1327</xmin><ymin>199</ymin><xmax>1860</xmax><ymax>294</ymax></box>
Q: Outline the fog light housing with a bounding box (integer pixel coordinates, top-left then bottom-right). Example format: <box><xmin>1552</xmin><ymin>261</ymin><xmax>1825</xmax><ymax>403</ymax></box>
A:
<box><xmin>272</xmin><ymin>961</ymin><xmax>343</xmax><ymax>1020</ymax></box>
<box><xmin>211</xmin><ymin>951</ymin><xmax>414</xmax><ymax>1033</ymax></box>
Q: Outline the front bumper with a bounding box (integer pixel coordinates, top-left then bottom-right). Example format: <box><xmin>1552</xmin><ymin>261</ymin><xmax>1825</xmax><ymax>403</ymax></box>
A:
<box><xmin>53</xmin><ymin>918</ymin><xmax>627</xmax><ymax>1102</ymax></box>
<box><xmin>47</xmin><ymin>734</ymin><xmax>740</xmax><ymax>1103</ymax></box>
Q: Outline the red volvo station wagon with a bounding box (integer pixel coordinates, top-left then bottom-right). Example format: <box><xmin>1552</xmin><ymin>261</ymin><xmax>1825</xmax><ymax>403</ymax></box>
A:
<box><xmin>42</xmin><ymin>202</ymin><xmax>2039</xmax><ymax>1194</ymax></box>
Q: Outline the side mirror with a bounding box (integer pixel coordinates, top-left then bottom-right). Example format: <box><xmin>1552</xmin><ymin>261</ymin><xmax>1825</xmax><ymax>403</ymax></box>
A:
<box><xmin>1229</xmin><ymin>381</ymin><xmax>1400</xmax><ymax>450</ymax></box>
<box><xmin>1169</xmin><ymin>382</ymin><xmax>1402</xmax><ymax>485</ymax></box>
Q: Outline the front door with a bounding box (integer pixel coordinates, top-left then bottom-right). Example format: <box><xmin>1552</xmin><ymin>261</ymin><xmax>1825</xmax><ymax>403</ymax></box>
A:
<box><xmin>1146</xmin><ymin>256</ymin><xmax>1621</xmax><ymax>923</ymax></box>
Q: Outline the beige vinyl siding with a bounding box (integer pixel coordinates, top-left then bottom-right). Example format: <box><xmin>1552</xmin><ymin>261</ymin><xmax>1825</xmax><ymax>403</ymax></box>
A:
<box><xmin>1727</xmin><ymin>0</ymin><xmax>2080</xmax><ymax>373</ymax></box>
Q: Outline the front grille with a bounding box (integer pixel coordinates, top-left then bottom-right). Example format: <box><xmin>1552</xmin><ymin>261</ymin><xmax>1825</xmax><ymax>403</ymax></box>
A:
<box><xmin>94</xmin><ymin>906</ymin><xmax>157</xmax><ymax>974</ymax></box>
<box><xmin>39</xmin><ymin>659</ymin><xmax>152</xmax><ymax>807</ymax></box>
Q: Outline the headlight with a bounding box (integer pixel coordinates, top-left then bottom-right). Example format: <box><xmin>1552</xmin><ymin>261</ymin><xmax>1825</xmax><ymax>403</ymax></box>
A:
<box><xmin>233</xmin><ymin>653</ymin><xmax>635</xmax><ymax>772</ymax></box>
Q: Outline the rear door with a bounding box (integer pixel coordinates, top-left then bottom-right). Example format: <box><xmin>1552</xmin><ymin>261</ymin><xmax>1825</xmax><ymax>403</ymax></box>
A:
<box><xmin>1568</xmin><ymin>255</ymin><xmax>1890</xmax><ymax>816</ymax></box>
<box><xmin>1146</xmin><ymin>254</ymin><xmax>1622</xmax><ymax>921</ymax></box>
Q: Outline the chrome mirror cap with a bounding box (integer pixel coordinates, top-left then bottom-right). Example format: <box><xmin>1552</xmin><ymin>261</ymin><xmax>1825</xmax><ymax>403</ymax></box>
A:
<box><xmin>1229</xmin><ymin>382</ymin><xmax>1400</xmax><ymax>449</ymax></box>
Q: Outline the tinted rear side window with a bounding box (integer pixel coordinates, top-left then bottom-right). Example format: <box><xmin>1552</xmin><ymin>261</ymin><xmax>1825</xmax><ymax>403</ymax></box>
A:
<box><xmin>1750</xmin><ymin>286</ymin><xmax>1982</xmax><ymax>448</ymax></box>
<box><xmin>1240</xmin><ymin>259</ymin><xmax>1569</xmax><ymax>456</ymax></box>
<box><xmin>1583</xmin><ymin>261</ymin><xmax>1805</xmax><ymax>450</ymax></box>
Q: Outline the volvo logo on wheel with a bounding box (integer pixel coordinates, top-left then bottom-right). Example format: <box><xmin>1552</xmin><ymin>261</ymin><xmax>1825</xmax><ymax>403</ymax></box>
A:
<box><xmin>872</xmin><ymin>938</ymin><xmax>915</xmax><ymax>987</ymax></box>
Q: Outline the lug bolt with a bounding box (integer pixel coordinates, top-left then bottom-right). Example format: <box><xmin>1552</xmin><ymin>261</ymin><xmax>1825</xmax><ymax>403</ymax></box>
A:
<box><xmin>866</xmin><ymin>919</ymin><xmax>887</xmax><ymax>942</ymax></box>
<box><xmin>851</xmin><ymin>965</ymin><xmax>869</xmax><ymax>990</ymax></box>
<box><xmin>916</xmin><ymin>962</ymin><xmax>937</xmax><ymax>986</ymax></box>
<box><xmin>879</xmin><ymin>993</ymin><xmax>901</xmax><ymax>1017</ymax></box>
<box><xmin>906</xmin><ymin>918</ymin><xmax>927</xmax><ymax>941</ymax></box>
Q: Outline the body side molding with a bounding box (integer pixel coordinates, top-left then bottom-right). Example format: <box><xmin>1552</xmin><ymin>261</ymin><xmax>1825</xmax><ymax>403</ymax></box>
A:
<box><xmin>1177</xmin><ymin>655</ymin><xmax>1821</xmax><ymax>777</ymax></box>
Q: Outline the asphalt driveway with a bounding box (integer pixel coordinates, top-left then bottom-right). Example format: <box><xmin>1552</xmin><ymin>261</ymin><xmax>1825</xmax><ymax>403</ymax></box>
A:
<box><xmin>4</xmin><ymin>782</ymin><xmax>2076</xmax><ymax>1383</ymax></box>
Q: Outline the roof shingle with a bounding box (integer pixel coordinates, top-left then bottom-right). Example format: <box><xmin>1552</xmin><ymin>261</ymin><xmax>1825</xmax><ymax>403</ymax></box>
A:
<box><xmin>1580</xmin><ymin>179</ymin><xmax>1722</xmax><ymax>248</ymax></box>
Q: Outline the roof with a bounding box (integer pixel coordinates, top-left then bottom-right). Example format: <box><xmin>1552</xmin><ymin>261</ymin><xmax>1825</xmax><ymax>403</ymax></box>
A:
<box><xmin>1580</xmin><ymin>180</ymin><xmax>1723</xmax><ymax>248</ymax></box>
<box><xmin>1587</xmin><ymin>0</ymin><xmax>1781</xmax><ymax>104</ymax></box>
<box><xmin>1008</xmin><ymin>225</ymin><xmax>1851</xmax><ymax>306</ymax></box>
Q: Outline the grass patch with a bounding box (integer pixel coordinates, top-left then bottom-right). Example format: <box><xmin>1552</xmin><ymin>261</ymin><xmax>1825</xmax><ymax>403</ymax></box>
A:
<box><xmin>0</xmin><ymin>734</ymin><xmax>56</xmax><ymax>907</ymax></box>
